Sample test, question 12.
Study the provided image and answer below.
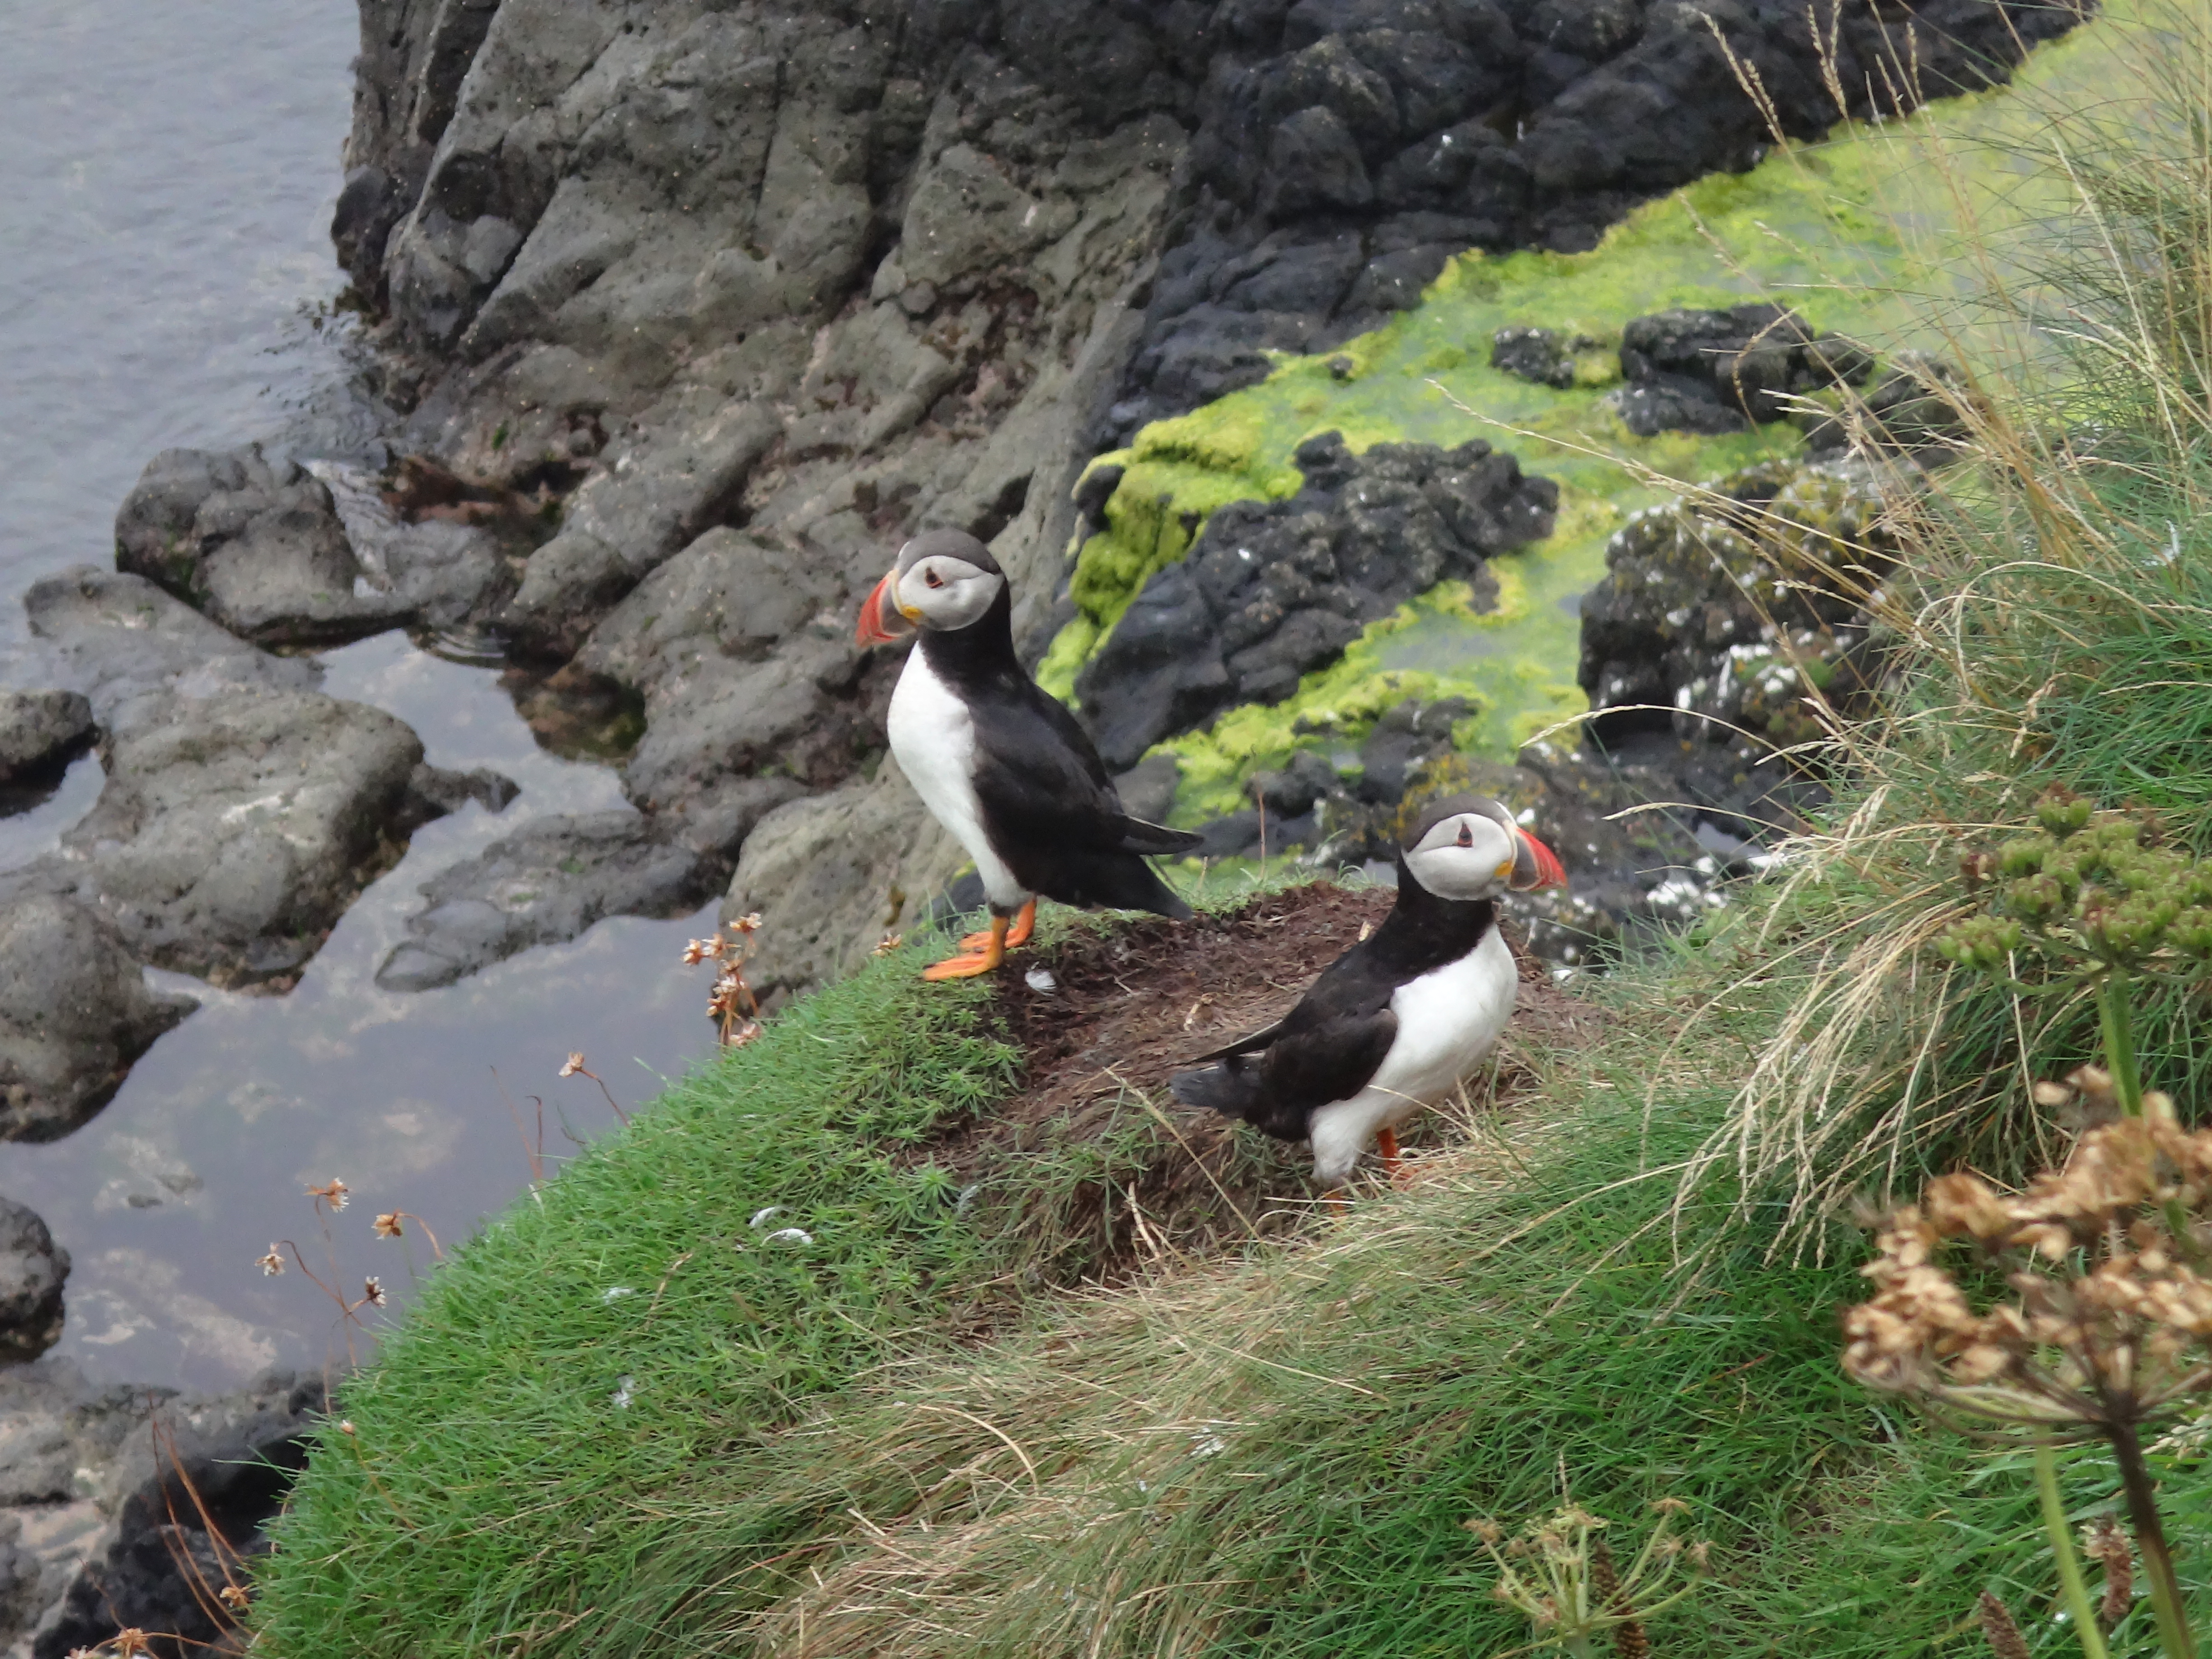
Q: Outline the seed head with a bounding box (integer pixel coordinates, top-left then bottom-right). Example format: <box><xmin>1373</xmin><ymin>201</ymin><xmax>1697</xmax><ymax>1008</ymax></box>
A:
<box><xmin>305</xmin><ymin>1176</ymin><xmax>350</xmax><ymax>1211</ymax></box>
<box><xmin>218</xmin><ymin>1584</ymin><xmax>250</xmax><ymax>1612</ymax></box>
<box><xmin>258</xmin><ymin>1244</ymin><xmax>285</xmax><ymax>1277</ymax></box>
<box><xmin>1978</xmin><ymin>1590</ymin><xmax>2030</xmax><ymax>1659</ymax></box>
<box><xmin>373</xmin><ymin>1212</ymin><xmax>403</xmax><ymax>1240</ymax></box>
<box><xmin>560</xmin><ymin>1052</ymin><xmax>586</xmax><ymax>1078</ymax></box>
<box><xmin>361</xmin><ymin>1276</ymin><xmax>387</xmax><ymax>1308</ymax></box>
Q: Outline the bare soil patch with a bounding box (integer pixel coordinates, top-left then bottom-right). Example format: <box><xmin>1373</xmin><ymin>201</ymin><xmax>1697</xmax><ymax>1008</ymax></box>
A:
<box><xmin>914</xmin><ymin>880</ymin><xmax>1607</xmax><ymax>1283</ymax></box>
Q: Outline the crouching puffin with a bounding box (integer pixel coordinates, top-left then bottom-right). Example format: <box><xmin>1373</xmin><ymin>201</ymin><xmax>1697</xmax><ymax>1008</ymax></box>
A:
<box><xmin>856</xmin><ymin>529</ymin><xmax>1204</xmax><ymax>980</ymax></box>
<box><xmin>1170</xmin><ymin>795</ymin><xmax>1565</xmax><ymax>1199</ymax></box>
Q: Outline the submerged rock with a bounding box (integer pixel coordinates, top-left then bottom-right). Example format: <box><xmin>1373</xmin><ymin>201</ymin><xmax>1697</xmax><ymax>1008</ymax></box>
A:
<box><xmin>376</xmin><ymin>811</ymin><xmax>720</xmax><ymax>992</ymax></box>
<box><xmin>1076</xmin><ymin>430</ymin><xmax>1558</xmax><ymax>770</ymax></box>
<box><xmin>16</xmin><ymin>1368</ymin><xmax>324</xmax><ymax>1659</ymax></box>
<box><xmin>0</xmin><ymin>1198</ymin><xmax>70</xmax><ymax>1363</ymax></box>
<box><xmin>0</xmin><ymin>897</ymin><xmax>195</xmax><ymax>1144</ymax></box>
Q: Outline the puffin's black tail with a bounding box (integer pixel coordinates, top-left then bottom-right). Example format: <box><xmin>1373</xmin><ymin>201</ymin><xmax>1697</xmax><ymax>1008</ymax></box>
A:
<box><xmin>1060</xmin><ymin>849</ymin><xmax>1194</xmax><ymax>919</ymax></box>
<box><xmin>1170</xmin><ymin>1057</ymin><xmax>1265</xmax><ymax>1122</ymax></box>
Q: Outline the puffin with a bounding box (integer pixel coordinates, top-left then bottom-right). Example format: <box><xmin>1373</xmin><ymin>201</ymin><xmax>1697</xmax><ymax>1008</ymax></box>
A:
<box><xmin>855</xmin><ymin>529</ymin><xmax>1204</xmax><ymax>980</ymax></box>
<box><xmin>1169</xmin><ymin>794</ymin><xmax>1566</xmax><ymax>1198</ymax></box>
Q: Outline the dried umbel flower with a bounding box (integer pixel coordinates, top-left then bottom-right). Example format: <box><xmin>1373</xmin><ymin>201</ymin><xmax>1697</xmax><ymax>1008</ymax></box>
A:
<box><xmin>361</xmin><ymin>1276</ymin><xmax>387</xmax><ymax>1308</ymax></box>
<box><xmin>686</xmin><ymin>918</ymin><xmax>768</xmax><ymax>1045</ymax></box>
<box><xmin>218</xmin><ymin>1584</ymin><xmax>250</xmax><ymax>1612</ymax></box>
<box><xmin>1846</xmin><ymin>1112</ymin><xmax>2212</xmax><ymax>1659</ymax></box>
<box><xmin>305</xmin><ymin>1176</ymin><xmax>350</xmax><ymax>1212</ymax></box>
<box><xmin>373</xmin><ymin>1212</ymin><xmax>403</xmax><ymax>1240</ymax></box>
<box><xmin>1470</xmin><ymin>1501</ymin><xmax>1704</xmax><ymax>1656</ymax></box>
<box><xmin>560</xmin><ymin>1052</ymin><xmax>586</xmax><ymax>1078</ymax></box>
<box><xmin>258</xmin><ymin>1244</ymin><xmax>285</xmax><ymax>1277</ymax></box>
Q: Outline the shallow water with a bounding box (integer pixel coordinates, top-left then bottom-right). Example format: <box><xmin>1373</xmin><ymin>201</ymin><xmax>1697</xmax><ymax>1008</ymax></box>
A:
<box><xmin>0</xmin><ymin>0</ymin><xmax>722</xmax><ymax>1392</ymax></box>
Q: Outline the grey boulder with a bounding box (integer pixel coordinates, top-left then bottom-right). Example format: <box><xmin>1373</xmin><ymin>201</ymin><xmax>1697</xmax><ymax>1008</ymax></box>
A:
<box><xmin>0</xmin><ymin>1198</ymin><xmax>69</xmax><ymax>1363</ymax></box>
<box><xmin>0</xmin><ymin>896</ymin><xmax>194</xmax><ymax>1143</ymax></box>
<box><xmin>113</xmin><ymin>446</ymin><xmax>413</xmax><ymax>645</ymax></box>
<box><xmin>24</xmin><ymin>568</ymin><xmax>320</xmax><ymax>733</ymax></box>
<box><xmin>0</xmin><ymin>693</ymin><xmax>94</xmax><ymax>787</ymax></box>
<box><xmin>6</xmin><ymin>690</ymin><xmax>430</xmax><ymax>986</ymax></box>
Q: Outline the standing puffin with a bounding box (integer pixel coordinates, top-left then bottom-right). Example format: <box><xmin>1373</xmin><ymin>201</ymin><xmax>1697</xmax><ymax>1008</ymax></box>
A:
<box><xmin>856</xmin><ymin>529</ymin><xmax>1204</xmax><ymax>980</ymax></box>
<box><xmin>1170</xmin><ymin>795</ymin><xmax>1565</xmax><ymax>1198</ymax></box>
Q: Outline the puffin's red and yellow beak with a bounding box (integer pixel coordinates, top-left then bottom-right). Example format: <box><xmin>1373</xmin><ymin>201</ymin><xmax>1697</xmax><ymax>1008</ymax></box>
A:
<box><xmin>854</xmin><ymin>569</ymin><xmax>911</xmax><ymax>647</ymax></box>
<box><xmin>1514</xmin><ymin>829</ymin><xmax>1568</xmax><ymax>891</ymax></box>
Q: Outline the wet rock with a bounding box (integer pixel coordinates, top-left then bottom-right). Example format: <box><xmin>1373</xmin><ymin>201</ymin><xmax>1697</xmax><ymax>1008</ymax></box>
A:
<box><xmin>1803</xmin><ymin>354</ymin><xmax>1973</xmax><ymax>456</ymax></box>
<box><xmin>403</xmin><ymin>763</ymin><xmax>520</xmax><ymax>821</ymax></box>
<box><xmin>1353</xmin><ymin>696</ymin><xmax>1470</xmax><ymax>802</ymax></box>
<box><xmin>0</xmin><ymin>694</ymin><xmax>94</xmax><ymax>789</ymax></box>
<box><xmin>500</xmin><ymin>394</ymin><xmax>785</xmax><ymax>658</ymax></box>
<box><xmin>1609</xmin><ymin>306</ymin><xmax>1872</xmax><ymax>435</ymax></box>
<box><xmin>1076</xmin><ymin>430</ymin><xmax>1557</xmax><ymax>769</ymax></box>
<box><xmin>1490</xmin><ymin>325</ymin><xmax>1604</xmax><ymax>389</ymax></box>
<box><xmin>573</xmin><ymin>528</ymin><xmax>866</xmax><ymax>848</ymax></box>
<box><xmin>375</xmin><ymin>811</ymin><xmax>719</xmax><ymax>992</ymax></box>
<box><xmin>1577</xmin><ymin>458</ymin><xmax>1895</xmax><ymax>748</ymax></box>
<box><xmin>0</xmin><ymin>1199</ymin><xmax>70</xmax><ymax>1363</ymax></box>
<box><xmin>722</xmin><ymin>760</ymin><xmax>964</xmax><ymax>1003</ymax></box>
<box><xmin>1251</xmin><ymin>750</ymin><xmax>1339</xmax><ymax>818</ymax></box>
<box><xmin>308</xmin><ymin>460</ymin><xmax>505</xmax><ymax>630</ymax></box>
<box><xmin>112</xmin><ymin>446</ymin><xmax>414</xmax><ymax>645</ymax></box>
<box><xmin>24</xmin><ymin>569</ymin><xmax>320</xmax><ymax>734</ymax></box>
<box><xmin>1111</xmin><ymin>753</ymin><xmax>1184</xmax><ymax>825</ymax></box>
<box><xmin>27</xmin><ymin>1368</ymin><xmax>324</xmax><ymax>1659</ymax></box>
<box><xmin>0</xmin><ymin>897</ymin><xmax>195</xmax><ymax>1144</ymax></box>
<box><xmin>1</xmin><ymin>690</ymin><xmax>433</xmax><ymax>987</ymax></box>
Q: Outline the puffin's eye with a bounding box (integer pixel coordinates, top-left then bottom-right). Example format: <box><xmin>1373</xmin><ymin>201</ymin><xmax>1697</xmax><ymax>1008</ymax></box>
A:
<box><xmin>1456</xmin><ymin>823</ymin><xmax>1473</xmax><ymax>848</ymax></box>
<box><xmin>923</xmin><ymin>567</ymin><xmax>944</xmax><ymax>589</ymax></box>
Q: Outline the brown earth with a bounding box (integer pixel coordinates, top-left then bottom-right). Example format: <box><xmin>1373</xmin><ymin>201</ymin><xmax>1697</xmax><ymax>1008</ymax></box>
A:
<box><xmin>914</xmin><ymin>879</ymin><xmax>1606</xmax><ymax>1284</ymax></box>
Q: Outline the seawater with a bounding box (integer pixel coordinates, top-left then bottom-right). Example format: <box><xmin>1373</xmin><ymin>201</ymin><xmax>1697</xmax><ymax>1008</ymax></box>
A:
<box><xmin>0</xmin><ymin>0</ymin><xmax>721</xmax><ymax>1391</ymax></box>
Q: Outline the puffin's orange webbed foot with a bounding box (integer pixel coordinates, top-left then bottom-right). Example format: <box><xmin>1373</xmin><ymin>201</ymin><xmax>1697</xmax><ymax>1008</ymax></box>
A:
<box><xmin>958</xmin><ymin>898</ymin><xmax>1035</xmax><ymax>951</ymax></box>
<box><xmin>923</xmin><ymin>915</ymin><xmax>1008</xmax><ymax>981</ymax></box>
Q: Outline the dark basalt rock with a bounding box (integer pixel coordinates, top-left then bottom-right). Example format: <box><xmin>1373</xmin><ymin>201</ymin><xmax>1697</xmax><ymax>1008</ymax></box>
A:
<box><xmin>1803</xmin><ymin>354</ymin><xmax>1974</xmax><ymax>455</ymax></box>
<box><xmin>0</xmin><ymin>1197</ymin><xmax>70</xmax><ymax>1362</ymax></box>
<box><xmin>1490</xmin><ymin>324</ymin><xmax>1597</xmax><ymax>388</ymax></box>
<box><xmin>1076</xmin><ymin>429</ymin><xmax>1557</xmax><ymax>770</ymax></box>
<box><xmin>29</xmin><ymin>1370</ymin><xmax>325</xmax><ymax>1659</ymax></box>
<box><xmin>1609</xmin><ymin>305</ymin><xmax>1873</xmax><ymax>435</ymax></box>
<box><xmin>1577</xmin><ymin>456</ymin><xmax>1896</xmax><ymax>745</ymax></box>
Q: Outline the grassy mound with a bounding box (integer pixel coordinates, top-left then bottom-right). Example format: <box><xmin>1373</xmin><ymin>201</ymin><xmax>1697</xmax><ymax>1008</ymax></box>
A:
<box><xmin>253</xmin><ymin>6</ymin><xmax>2212</xmax><ymax>1654</ymax></box>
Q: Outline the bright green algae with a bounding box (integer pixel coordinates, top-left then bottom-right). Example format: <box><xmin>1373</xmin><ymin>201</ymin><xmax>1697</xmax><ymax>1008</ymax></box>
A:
<box><xmin>1046</xmin><ymin>13</ymin><xmax>2120</xmax><ymax>822</ymax></box>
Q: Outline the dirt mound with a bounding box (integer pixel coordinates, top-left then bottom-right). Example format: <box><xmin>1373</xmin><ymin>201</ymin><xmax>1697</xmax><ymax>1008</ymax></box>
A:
<box><xmin>918</xmin><ymin>880</ymin><xmax>1603</xmax><ymax>1282</ymax></box>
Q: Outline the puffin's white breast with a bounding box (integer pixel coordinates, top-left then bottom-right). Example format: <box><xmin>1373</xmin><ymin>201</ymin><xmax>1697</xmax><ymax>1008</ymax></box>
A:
<box><xmin>886</xmin><ymin>645</ymin><xmax>1026</xmax><ymax>909</ymax></box>
<box><xmin>1307</xmin><ymin>927</ymin><xmax>1518</xmax><ymax>1185</ymax></box>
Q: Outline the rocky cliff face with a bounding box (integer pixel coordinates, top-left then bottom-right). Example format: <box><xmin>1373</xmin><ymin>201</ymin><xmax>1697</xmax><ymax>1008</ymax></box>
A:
<box><xmin>316</xmin><ymin>0</ymin><xmax>2072</xmax><ymax>993</ymax></box>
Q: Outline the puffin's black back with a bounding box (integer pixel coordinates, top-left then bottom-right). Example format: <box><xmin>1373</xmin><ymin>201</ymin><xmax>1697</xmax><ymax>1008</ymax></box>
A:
<box><xmin>918</xmin><ymin>581</ymin><xmax>1198</xmax><ymax>916</ymax></box>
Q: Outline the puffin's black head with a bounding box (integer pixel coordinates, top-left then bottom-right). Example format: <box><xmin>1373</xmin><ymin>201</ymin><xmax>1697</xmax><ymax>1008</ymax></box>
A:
<box><xmin>855</xmin><ymin>530</ymin><xmax>1007</xmax><ymax>646</ymax></box>
<box><xmin>1399</xmin><ymin>794</ymin><xmax>1567</xmax><ymax>900</ymax></box>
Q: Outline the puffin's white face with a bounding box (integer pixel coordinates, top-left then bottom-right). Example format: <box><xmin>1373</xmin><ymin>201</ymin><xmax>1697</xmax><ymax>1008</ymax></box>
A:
<box><xmin>1403</xmin><ymin>810</ymin><xmax>1523</xmax><ymax>900</ymax></box>
<box><xmin>895</xmin><ymin>553</ymin><xmax>1004</xmax><ymax>632</ymax></box>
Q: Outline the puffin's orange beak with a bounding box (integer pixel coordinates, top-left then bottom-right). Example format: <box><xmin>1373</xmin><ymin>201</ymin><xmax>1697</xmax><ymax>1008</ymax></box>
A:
<box><xmin>1514</xmin><ymin>829</ymin><xmax>1568</xmax><ymax>891</ymax></box>
<box><xmin>855</xmin><ymin>570</ymin><xmax>910</xmax><ymax>647</ymax></box>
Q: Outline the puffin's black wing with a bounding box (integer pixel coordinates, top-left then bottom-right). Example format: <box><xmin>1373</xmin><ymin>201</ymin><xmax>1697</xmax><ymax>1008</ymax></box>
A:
<box><xmin>1172</xmin><ymin>946</ymin><xmax>1401</xmax><ymax>1140</ymax></box>
<box><xmin>970</xmin><ymin>678</ymin><xmax>1204</xmax><ymax>856</ymax></box>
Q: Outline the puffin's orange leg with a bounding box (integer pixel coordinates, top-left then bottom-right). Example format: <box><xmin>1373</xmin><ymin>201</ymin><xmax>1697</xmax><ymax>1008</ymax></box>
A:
<box><xmin>924</xmin><ymin>914</ymin><xmax>1008</xmax><ymax>981</ymax></box>
<box><xmin>1375</xmin><ymin>1126</ymin><xmax>1405</xmax><ymax>1185</ymax></box>
<box><xmin>1319</xmin><ymin>1188</ymin><xmax>1351</xmax><ymax>1215</ymax></box>
<box><xmin>959</xmin><ymin>898</ymin><xmax>1036</xmax><ymax>951</ymax></box>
